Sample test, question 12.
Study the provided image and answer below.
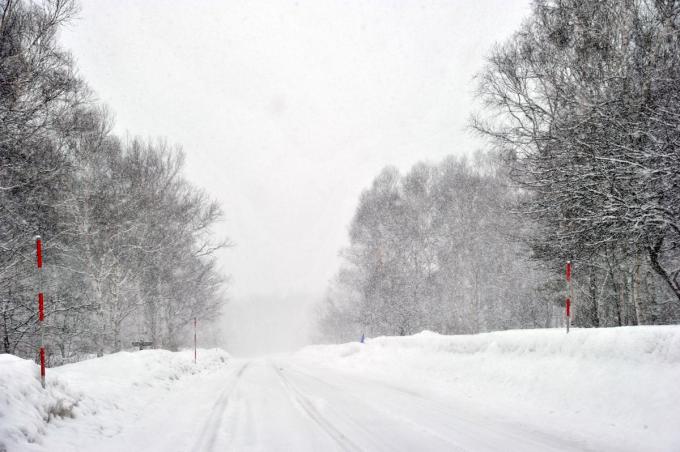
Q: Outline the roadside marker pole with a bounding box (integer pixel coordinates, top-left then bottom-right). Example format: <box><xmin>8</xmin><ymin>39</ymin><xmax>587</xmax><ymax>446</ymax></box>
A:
<box><xmin>36</xmin><ymin>236</ymin><xmax>46</xmax><ymax>388</ymax></box>
<box><xmin>566</xmin><ymin>261</ymin><xmax>572</xmax><ymax>334</ymax></box>
<box><xmin>194</xmin><ymin>317</ymin><xmax>197</xmax><ymax>364</ymax></box>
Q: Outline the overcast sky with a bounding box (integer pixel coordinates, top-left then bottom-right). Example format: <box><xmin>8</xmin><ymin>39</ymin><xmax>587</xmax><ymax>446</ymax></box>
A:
<box><xmin>59</xmin><ymin>0</ymin><xmax>531</xmax><ymax>355</ymax></box>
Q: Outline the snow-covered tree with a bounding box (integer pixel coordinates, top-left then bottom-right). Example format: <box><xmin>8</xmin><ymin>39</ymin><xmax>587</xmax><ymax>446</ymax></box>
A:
<box><xmin>1</xmin><ymin>0</ymin><xmax>230</xmax><ymax>361</ymax></box>
<box><xmin>473</xmin><ymin>0</ymin><xmax>680</xmax><ymax>316</ymax></box>
<box><xmin>317</xmin><ymin>154</ymin><xmax>554</xmax><ymax>341</ymax></box>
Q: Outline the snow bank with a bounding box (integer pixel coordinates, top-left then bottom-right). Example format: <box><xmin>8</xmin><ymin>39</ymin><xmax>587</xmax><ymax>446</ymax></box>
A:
<box><xmin>0</xmin><ymin>355</ymin><xmax>78</xmax><ymax>452</ymax></box>
<box><xmin>294</xmin><ymin>326</ymin><xmax>680</xmax><ymax>451</ymax></box>
<box><xmin>0</xmin><ymin>348</ymin><xmax>229</xmax><ymax>452</ymax></box>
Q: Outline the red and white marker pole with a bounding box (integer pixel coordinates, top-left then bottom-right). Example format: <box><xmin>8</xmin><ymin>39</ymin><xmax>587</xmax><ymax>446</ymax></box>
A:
<box><xmin>194</xmin><ymin>317</ymin><xmax>197</xmax><ymax>364</ymax></box>
<box><xmin>36</xmin><ymin>236</ymin><xmax>46</xmax><ymax>388</ymax></box>
<box><xmin>566</xmin><ymin>260</ymin><xmax>573</xmax><ymax>334</ymax></box>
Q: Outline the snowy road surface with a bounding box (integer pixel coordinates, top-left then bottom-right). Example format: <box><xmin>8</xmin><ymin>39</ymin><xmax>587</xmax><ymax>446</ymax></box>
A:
<box><xmin>5</xmin><ymin>328</ymin><xmax>679</xmax><ymax>451</ymax></box>
<box><xmin>67</xmin><ymin>358</ymin><xmax>589</xmax><ymax>452</ymax></box>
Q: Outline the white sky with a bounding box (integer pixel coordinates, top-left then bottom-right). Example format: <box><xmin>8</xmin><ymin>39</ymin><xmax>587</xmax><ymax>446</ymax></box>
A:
<box><xmin>59</xmin><ymin>0</ymin><xmax>531</xmax><ymax>355</ymax></box>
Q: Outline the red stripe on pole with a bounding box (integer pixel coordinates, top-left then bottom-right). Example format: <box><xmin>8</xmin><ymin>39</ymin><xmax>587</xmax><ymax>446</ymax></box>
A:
<box><xmin>38</xmin><ymin>293</ymin><xmax>44</xmax><ymax>321</ymax></box>
<box><xmin>566</xmin><ymin>261</ymin><xmax>571</xmax><ymax>282</ymax></box>
<box><xmin>566</xmin><ymin>298</ymin><xmax>571</xmax><ymax>317</ymax></box>
<box><xmin>40</xmin><ymin>347</ymin><xmax>45</xmax><ymax>378</ymax></box>
<box><xmin>36</xmin><ymin>239</ymin><xmax>42</xmax><ymax>268</ymax></box>
<box><xmin>36</xmin><ymin>236</ymin><xmax>45</xmax><ymax>387</ymax></box>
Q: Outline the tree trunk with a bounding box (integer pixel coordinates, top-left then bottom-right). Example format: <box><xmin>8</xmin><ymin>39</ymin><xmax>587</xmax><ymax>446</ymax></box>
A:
<box><xmin>2</xmin><ymin>303</ymin><xmax>10</xmax><ymax>353</ymax></box>
<box><xmin>608</xmin><ymin>264</ymin><xmax>623</xmax><ymax>327</ymax></box>
<box><xmin>647</xmin><ymin>241</ymin><xmax>680</xmax><ymax>304</ymax></box>
<box><xmin>633</xmin><ymin>254</ymin><xmax>646</xmax><ymax>325</ymax></box>
<box><xmin>588</xmin><ymin>270</ymin><xmax>600</xmax><ymax>327</ymax></box>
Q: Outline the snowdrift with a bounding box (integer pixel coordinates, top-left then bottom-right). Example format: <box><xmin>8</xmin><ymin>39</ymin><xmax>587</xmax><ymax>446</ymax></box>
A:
<box><xmin>294</xmin><ymin>326</ymin><xmax>680</xmax><ymax>451</ymax></box>
<box><xmin>0</xmin><ymin>348</ymin><xmax>229</xmax><ymax>452</ymax></box>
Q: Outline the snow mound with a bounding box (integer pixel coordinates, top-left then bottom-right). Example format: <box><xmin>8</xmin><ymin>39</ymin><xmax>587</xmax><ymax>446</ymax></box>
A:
<box><xmin>295</xmin><ymin>326</ymin><xmax>680</xmax><ymax>451</ymax></box>
<box><xmin>56</xmin><ymin>348</ymin><xmax>230</xmax><ymax>395</ymax></box>
<box><xmin>0</xmin><ymin>355</ymin><xmax>78</xmax><ymax>452</ymax></box>
<box><xmin>302</xmin><ymin>326</ymin><xmax>680</xmax><ymax>364</ymax></box>
<box><xmin>0</xmin><ymin>348</ymin><xmax>229</xmax><ymax>452</ymax></box>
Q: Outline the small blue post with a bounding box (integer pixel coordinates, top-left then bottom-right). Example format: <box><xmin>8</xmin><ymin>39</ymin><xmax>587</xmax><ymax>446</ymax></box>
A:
<box><xmin>360</xmin><ymin>333</ymin><xmax>365</xmax><ymax>344</ymax></box>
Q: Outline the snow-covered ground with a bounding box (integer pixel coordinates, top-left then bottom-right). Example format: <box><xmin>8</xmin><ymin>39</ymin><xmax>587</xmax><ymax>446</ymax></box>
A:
<box><xmin>2</xmin><ymin>326</ymin><xmax>679</xmax><ymax>451</ymax></box>
<box><xmin>293</xmin><ymin>326</ymin><xmax>680</xmax><ymax>451</ymax></box>
<box><xmin>0</xmin><ymin>348</ymin><xmax>231</xmax><ymax>452</ymax></box>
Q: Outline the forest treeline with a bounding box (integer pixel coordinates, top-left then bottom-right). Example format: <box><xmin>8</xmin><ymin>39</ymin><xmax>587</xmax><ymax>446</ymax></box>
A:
<box><xmin>318</xmin><ymin>0</ymin><xmax>680</xmax><ymax>341</ymax></box>
<box><xmin>1</xmin><ymin>0</ymin><xmax>228</xmax><ymax>361</ymax></box>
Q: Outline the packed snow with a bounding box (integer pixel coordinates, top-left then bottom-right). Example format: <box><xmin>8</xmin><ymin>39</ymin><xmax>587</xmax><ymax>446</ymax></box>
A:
<box><xmin>2</xmin><ymin>326</ymin><xmax>679</xmax><ymax>451</ymax></box>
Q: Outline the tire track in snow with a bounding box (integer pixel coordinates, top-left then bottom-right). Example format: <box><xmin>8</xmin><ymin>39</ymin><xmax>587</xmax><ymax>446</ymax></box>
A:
<box><xmin>189</xmin><ymin>362</ymin><xmax>250</xmax><ymax>452</ymax></box>
<box><xmin>280</xmin><ymin>365</ymin><xmax>469</xmax><ymax>451</ymax></box>
<box><xmin>272</xmin><ymin>364</ymin><xmax>362</xmax><ymax>452</ymax></box>
<box><xmin>284</xmin><ymin>364</ymin><xmax>595</xmax><ymax>452</ymax></box>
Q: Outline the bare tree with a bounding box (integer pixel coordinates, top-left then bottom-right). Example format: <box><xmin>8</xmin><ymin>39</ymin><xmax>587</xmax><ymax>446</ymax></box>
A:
<box><xmin>473</xmin><ymin>0</ymin><xmax>680</xmax><ymax>311</ymax></box>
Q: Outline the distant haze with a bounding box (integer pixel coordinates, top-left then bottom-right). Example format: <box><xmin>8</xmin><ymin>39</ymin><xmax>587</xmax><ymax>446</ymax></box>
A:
<box><xmin>59</xmin><ymin>0</ymin><xmax>531</xmax><ymax>355</ymax></box>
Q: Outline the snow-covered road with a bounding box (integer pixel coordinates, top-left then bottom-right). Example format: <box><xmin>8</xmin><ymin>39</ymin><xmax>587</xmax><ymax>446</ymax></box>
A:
<box><xmin>81</xmin><ymin>357</ymin><xmax>587</xmax><ymax>452</ymax></box>
<box><xmin>4</xmin><ymin>327</ymin><xmax>679</xmax><ymax>451</ymax></box>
